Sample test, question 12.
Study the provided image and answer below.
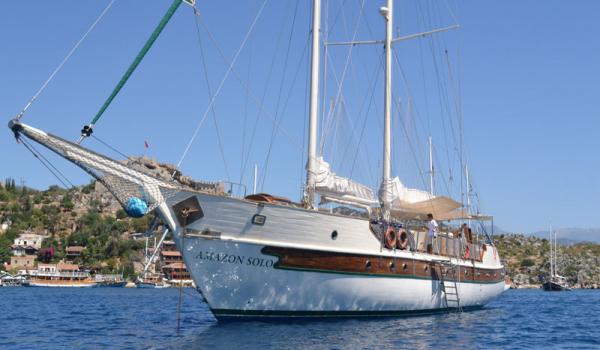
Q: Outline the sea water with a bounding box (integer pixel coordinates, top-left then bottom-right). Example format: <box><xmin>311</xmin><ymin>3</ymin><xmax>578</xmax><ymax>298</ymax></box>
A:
<box><xmin>0</xmin><ymin>287</ymin><xmax>598</xmax><ymax>349</ymax></box>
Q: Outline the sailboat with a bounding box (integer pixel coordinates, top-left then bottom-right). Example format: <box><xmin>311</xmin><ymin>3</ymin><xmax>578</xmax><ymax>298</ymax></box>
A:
<box><xmin>9</xmin><ymin>0</ymin><xmax>505</xmax><ymax>319</ymax></box>
<box><xmin>542</xmin><ymin>228</ymin><xmax>570</xmax><ymax>291</ymax></box>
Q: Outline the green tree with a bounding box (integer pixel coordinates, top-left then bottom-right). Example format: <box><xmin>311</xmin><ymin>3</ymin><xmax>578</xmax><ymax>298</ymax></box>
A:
<box><xmin>521</xmin><ymin>258</ymin><xmax>535</xmax><ymax>267</ymax></box>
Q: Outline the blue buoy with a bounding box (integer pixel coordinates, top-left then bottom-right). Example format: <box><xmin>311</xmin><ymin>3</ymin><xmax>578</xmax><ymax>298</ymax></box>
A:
<box><xmin>125</xmin><ymin>197</ymin><xmax>148</xmax><ymax>218</ymax></box>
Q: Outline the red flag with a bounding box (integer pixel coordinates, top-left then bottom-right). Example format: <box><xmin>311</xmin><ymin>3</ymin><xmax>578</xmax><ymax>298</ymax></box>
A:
<box><xmin>144</xmin><ymin>140</ymin><xmax>149</xmax><ymax>149</ymax></box>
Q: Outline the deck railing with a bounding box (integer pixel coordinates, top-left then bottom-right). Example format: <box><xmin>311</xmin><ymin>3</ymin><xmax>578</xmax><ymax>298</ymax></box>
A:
<box><xmin>408</xmin><ymin>230</ymin><xmax>485</xmax><ymax>261</ymax></box>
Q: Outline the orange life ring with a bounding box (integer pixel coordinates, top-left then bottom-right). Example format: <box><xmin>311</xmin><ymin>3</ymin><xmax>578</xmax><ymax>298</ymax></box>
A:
<box><xmin>396</xmin><ymin>230</ymin><xmax>409</xmax><ymax>250</ymax></box>
<box><xmin>384</xmin><ymin>227</ymin><xmax>397</xmax><ymax>249</ymax></box>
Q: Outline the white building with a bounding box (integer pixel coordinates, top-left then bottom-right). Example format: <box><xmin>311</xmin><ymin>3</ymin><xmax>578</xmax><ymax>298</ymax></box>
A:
<box><xmin>13</xmin><ymin>233</ymin><xmax>45</xmax><ymax>249</ymax></box>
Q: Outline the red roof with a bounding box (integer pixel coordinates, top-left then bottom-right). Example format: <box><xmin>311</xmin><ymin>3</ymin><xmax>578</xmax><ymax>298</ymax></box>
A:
<box><xmin>160</xmin><ymin>251</ymin><xmax>181</xmax><ymax>257</ymax></box>
<box><xmin>163</xmin><ymin>262</ymin><xmax>187</xmax><ymax>269</ymax></box>
<box><xmin>57</xmin><ymin>263</ymin><xmax>79</xmax><ymax>271</ymax></box>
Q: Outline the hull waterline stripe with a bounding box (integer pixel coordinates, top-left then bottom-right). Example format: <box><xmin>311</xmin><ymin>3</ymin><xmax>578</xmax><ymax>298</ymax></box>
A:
<box><xmin>211</xmin><ymin>306</ymin><xmax>484</xmax><ymax>319</ymax></box>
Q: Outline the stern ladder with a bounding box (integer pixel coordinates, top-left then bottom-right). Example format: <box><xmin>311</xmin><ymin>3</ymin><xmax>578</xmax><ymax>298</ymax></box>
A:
<box><xmin>440</xmin><ymin>261</ymin><xmax>462</xmax><ymax>312</ymax></box>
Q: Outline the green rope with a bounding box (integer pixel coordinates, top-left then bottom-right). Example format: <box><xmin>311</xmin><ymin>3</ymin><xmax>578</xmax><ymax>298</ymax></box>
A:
<box><xmin>87</xmin><ymin>0</ymin><xmax>183</xmax><ymax>129</ymax></box>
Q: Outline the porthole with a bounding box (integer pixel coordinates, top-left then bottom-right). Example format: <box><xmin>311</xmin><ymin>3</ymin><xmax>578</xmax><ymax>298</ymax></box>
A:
<box><xmin>389</xmin><ymin>261</ymin><xmax>396</xmax><ymax>271</ymax></box>
<box><xmin>465</xmin><ymin>270</ymin><xmax>469</xmax><ymax>276</ymax></box>
<box><xmin>403</xmin><ymin>263</ymin><xmax>408</xmax><ymax>272</ymax></box>
<box><xmin>331</xmin><ymin>230</ymin><xmax>338</xmax><ymax>240</ymax></box>
<box><xmin>424</xmin><ymin>265</ymin><xmax>429</xmax><ymax>272</ymax></box>
<box><xmin>365</xmin><ymin>260</ymin><xmax>372</xmax><ymax>269</ymax></box>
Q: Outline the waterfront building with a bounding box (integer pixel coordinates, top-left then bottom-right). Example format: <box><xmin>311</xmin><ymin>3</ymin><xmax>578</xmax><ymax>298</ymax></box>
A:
<box><xmin>4</xmin><ymin>255</ymin><xmax>36</xmax><ymax>270</ymax></box>
<box><xmin>65</xmin><ymin>246</ymin><xmax>85</xmax><ymax>260</ymax></box>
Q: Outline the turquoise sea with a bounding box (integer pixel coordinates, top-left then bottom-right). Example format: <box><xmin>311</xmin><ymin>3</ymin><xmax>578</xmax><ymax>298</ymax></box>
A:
<box><xmin>0</xmin><ymin>288</ymin><xmax>598</xmax><ymax>349</ymax></box>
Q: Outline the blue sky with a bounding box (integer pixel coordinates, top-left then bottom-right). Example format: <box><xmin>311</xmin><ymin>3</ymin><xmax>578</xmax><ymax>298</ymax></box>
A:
<box><xmin>1</xmin><ymin>1</ymin><xmax>599</xmax><ymax>234</ymax></box>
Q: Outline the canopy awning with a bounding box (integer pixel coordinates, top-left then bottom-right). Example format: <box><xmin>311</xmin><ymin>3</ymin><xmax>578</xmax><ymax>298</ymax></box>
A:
<box><xmin>389</xmin><ymin>196</ymin><xmax>462</xmax><ymax>220</ymax></box>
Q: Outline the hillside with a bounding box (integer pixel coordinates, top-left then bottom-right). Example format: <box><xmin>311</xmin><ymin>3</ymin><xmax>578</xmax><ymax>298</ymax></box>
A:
<box><xmin>495</xmin><ymin>233</ymin><xmax>600</xmax><ymax>288</ymax></box>
<box><xmin>0</xmin><ymin>177</ymin><xmax>154</xmax><ymax>276</ymax></box>
<box><xmin>0</xmin><ymin>156</ymin><xmax>225</xmax><ymax>278</ymax></box>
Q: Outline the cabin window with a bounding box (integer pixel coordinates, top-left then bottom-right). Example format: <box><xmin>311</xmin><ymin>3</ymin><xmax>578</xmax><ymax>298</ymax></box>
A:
<box><xmin>331</xmin><ymin>230</ymin><xmax>338</xmax><ymax>240</ymax></box>
<box><xmin>403</xmin><ymin>263</ymin><xmax>408</xmax><ymax>272</ymax></box>
<box><xmin>365</xmin><ymin>260</ymin><xmax>372</xmax><ymax>269</ymax></box>
<box><xmin>389</xmin><ymin>261</ymin><xmax>395</xmax><ymax>271</ymax></box>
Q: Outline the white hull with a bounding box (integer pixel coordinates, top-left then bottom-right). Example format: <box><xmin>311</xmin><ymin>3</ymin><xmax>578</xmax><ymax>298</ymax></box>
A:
<box><xmin>184</xmin><ymin>238</ymin><xmax>503</xmax><ymax>318</ymax></box>
<box><xmin>28</xmin><ymin>281</ymin><xmax>97</xmax><ymax>288</ymax></box>
<box><xmin>162</xmin><ymin>192</ymin><xmax>505</xmax><ymax>319</ymax></box>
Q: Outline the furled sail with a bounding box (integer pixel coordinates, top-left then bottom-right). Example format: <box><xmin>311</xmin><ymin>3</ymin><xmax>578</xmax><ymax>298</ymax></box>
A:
<box><xmin>311</xmin><ymin>157</ymin><xmax>377</xmax><ymax>207</ymax></box>
<box><xmin>379</xmin><ymin>177</ymin><xmax>462</xmax><ymax>219</ymax></box>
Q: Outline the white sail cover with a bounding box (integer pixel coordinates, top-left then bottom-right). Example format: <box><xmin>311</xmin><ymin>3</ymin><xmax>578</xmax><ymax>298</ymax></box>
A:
<box><xmin>379</xmin><ymin>177</ymin><xmax>462</xmax><ymax>219</ymax></box>
<box><xmin>312</xmin><ymin>157</ymin><xmax>377</xmax><ymax>206</ymax></box>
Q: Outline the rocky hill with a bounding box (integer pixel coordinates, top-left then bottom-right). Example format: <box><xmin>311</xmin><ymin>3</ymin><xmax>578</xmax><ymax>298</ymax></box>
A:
<box><xmin>0</xmin><ymin>156</ymin><xmax>220</xmax><ymax>276</ymax></box>
<box><xmin>495</xmin><ymin>233</ymin><xmax>600</xmax><ymax>288</ymax></box>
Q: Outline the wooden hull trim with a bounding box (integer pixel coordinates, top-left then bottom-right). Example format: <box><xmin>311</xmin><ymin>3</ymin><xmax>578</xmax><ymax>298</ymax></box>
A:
<box><xmin>262</xmin><ymin>246</ymin><xmax>504</xmax><ymax>284</ymax></box>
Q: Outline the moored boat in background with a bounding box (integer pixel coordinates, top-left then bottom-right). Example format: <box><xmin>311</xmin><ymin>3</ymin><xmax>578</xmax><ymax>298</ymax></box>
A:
<box><xmin>26</xmin><ymin>263</ymin><xmax>96</xmax><ymax>288</ymax></box>
<box><xmin>543</xmin><ymin>228</ymin><xmax>571</xmax><ymax>291</ymax></box>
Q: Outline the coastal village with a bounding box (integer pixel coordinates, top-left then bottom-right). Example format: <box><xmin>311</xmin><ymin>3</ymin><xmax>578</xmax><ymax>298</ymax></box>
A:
<box><xmin>0</xmin><ymin>157</ymin><xmax>208</xmax><ymax>288</ymax></box>
<box><xmin>1</xmin><ymin>158</ymin><xmax>600</xmax><ymax>288</ymax></box>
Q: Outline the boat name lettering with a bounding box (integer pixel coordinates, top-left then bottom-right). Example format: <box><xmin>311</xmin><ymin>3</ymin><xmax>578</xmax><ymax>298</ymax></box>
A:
<box><xmin>195</xmin><ymin>251</ymin><xmax>275</xmax><ymax>268</ymax></box>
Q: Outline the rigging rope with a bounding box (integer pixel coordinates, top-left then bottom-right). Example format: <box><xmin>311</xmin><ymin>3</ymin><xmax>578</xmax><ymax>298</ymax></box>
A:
<box><xmin>175</xmin><ymin>0</ymin><xmax>269</xmax><ymax>169</ymax></box>
<box><xmin>191</xmin><ymin>8</ymin><xmax>231</xmax><ymax>182</ymax></box>
<box><xmin>260</xmin><ymin>0</ymin><xmax>301</xmax><ymax>190</ymax></box>
<box><xmin>238</xmin><ymin>23</ymin><xmax>301</xmax><ymax>191</ymax></box>
<box><xmin>20</xmin><ymin>138</ymin><xmax>74</xmax><ymax>189</ymax></box>
<box><xmin>15</xmin><ymin>0</ymin><xmax>115</xmax><ymax>121</ymax></box>
<box><xmin>318</xmin><ymin>0</ymin><xmax>365</xmax><ymax>156</ymax></box>
<box><xmin>91</xmin><ymin>135</ymin><xmax>129</xmax><ymax>159</ymax></box>
<box><xmin>78</xmin><ymin>0</ymin><xmax>185</xmax><ymax>143</ymax></box>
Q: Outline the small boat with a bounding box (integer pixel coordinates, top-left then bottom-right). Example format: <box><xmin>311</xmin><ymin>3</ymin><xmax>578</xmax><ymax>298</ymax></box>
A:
<box><xmin>94</xmin><ymin>274</ymin><xmax>127</xmax><ymax>287</ymax></box>
<box><xmin>26</xmin><ymin>263</ymin><xmax>96</xmax><ymax>288</ymax></box>
<box><xmin>543</xmin><ymin>228</ymin><xmax>571</xmax><ymax>291</ymax></box>
<box><xmin>542</xmin><ymin>275</ymin><xmax>571</xmax><ymax>291</ymax></box>
<box><xmin>0</xmin><ymin>272</ymin><xmax>29</xmax><ymax>287</ymax></box>
<box><xmin>135</xmin><ymin>274</ymin><xmax>170</xmax><ymax>289</ymax></box>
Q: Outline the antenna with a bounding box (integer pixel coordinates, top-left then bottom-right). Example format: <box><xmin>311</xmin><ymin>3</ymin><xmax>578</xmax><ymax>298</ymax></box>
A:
<box><xmin>253</xmin><ymin>164</ymin><xmax>258</xmax><ymax>194</ymax></box>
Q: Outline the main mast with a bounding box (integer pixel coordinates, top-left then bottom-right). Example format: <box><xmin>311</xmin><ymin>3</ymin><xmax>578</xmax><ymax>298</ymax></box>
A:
<box><xmin>381</xmin><ymin>0</ymin><xmax>393</xmax><ymax>216</ymax></box>
<box><xmin>305</xmin><ymin>0</ymin><xmax>321</xmax><ymax>209</ymax></box>
<box><xmin>429</xmin><ymin>135</ymin><xmax>434</xmax><ymax>195</ymax></box>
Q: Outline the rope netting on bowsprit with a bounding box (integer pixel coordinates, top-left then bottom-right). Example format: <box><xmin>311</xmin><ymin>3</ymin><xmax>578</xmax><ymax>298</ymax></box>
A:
<box><xmin>14</xmin><ymin>122</ymin><xmax>183</xmax><ymax>218</ymax></box>
<box><xmin>96</xmin><ymin>172</ymin><xmax>181</xmax><ymax>218</ymax></box>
